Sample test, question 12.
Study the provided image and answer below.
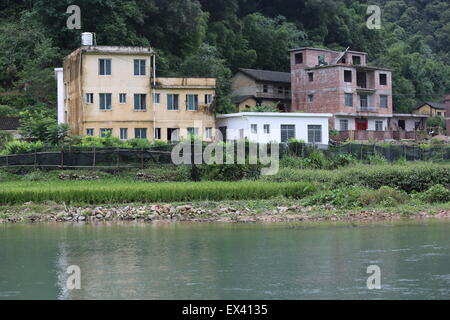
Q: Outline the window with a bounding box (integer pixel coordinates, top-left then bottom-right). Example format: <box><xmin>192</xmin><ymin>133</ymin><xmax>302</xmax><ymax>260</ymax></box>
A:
<box><xmin>86</xmin><ymin>128</ymin><xmax>94</xmax><ymax>136</ymax></box>
<box><xmin>134</xmin><ymin>94</ymin><xmax>147</xmax><ymax>110</ymax></box>
<box><xmin>360</xmin><ymin>94</ymin><xmax>368</xmax><ymax>108</ymax></box>
<box><xmin>205</xmin><ymin>94</ymin><xmax>213</xmax><ymax>105</ymax></box>
<box><xmin>251</xmin><ymin>124</ymin><xmax>257</xmax><ymax>134</ymax></box>
<box><xmin>263</xmin><ymin>84</ymin><xmax>268</xmax><ymax>93</ymax></box>
<box><xmin>344</xmin><ymin>70</ymin><xmax>352</xmax><ymax>82</ymax></box>
<box><xmin>307</xmin><ymin>94</ymin><xmax>314</xmax><ymax>103</ymax></box>
<box><xmin>119</xmin><ymin>93</ymin><xmax>126</xmax><ymax>104</ymax></box>
<box><xmin>167</xmin><ymin>94</ymin><xmax>179</xmax><ymax>110</ymax></box>
<box><xmin>308</xmin><ymin>72</ymin><xmax>314</xmax><ymax>81</ymax></box>
<box><xmin>437</xmin><ymin>112</ymin><xmax>442</xmax><ymax>116</ymax></box>
<box><xmin>379</xmin><ymin>73</ymin><xmax>387</xmax><ymax>85</ymax></box>
<box><xmin>99</xmin><ymin>59</ymin><xmax>111</xmax><ymax>75</ymax></box>
<box><xmin>167</xmin><ymin>128</ymin><xmax>179</xmax><ymax>142</ymax></box>
<box><xmin>352</xmin><ymin>56</ymin><xmax>361</xmax><ymax>65</ymax></box>
<box><xmin>154</xmin><ymin>93</ymin><xmax>160</xmax><ymax>104</ymax></box>
<box><xmin>187</xmin><ymin>127</ymin><xmax>199</xmax><ymax>137</ymax></box>
<box><xmin>205</xmin><ymin>127</ymin><xmax>213</xmax><ymax>139</ymax></box>
<box><xmin>281</xmin><ymin>125</ymin><xmax>295</xmax><ymax>142</ymax></box>
<box><xmin>278</xmin><ymin>86</ymin><xmax>284</xmax><ymax>94</ymax></box>
<box><xmin>340</xmin><ymin>120</ymin><xmax>348</xmax><ymax>131</ymax></box>
<box><xmin>295</xmin><ymin>52</ymin><xmax>303</xmax><ymax>64</ymax></box>
<box><xmin>135</xmin><ymin>128</ymin><xmax>147</xmax><ymax>139</ymax></box>
<box><xmin>345</xmin><ymin>93</ymin><xmax>353</xmax><ymax>107</ymax></box>
<box><xmin>154</xmin><ymin>128</ymin><xmax>161</xmax><ymax>140</ymax></box>
<box><xmin>120</xmin><ymin>128</ymin><xmax>128</xmax><ymax>140</ymax></box>
<box><xmin>100</xmin><ymin>128</ymin><xmax>112</xmax><ymax>137</ymax></box>
<box><xmin>134</xmin><ymin>59</ymin><xmax>146</xmax><ymax>76</ymax></box>
<box><xmin>99</xmin><ymin>93</ymin><xmax>112</xmax><ymax>110</ymax></box>
<box><xmin>380</xmin><ymin>95</ymin><xmax>388</xmax><ymax>108</ymax></box>
<box><xmin>186</xmin><ymin>94</ymin><xmax>198</xmax><ymax>111</ymax></box>
<box><xmin>86</xmin><ymin>93</ymin><xmax>94</xmax><ymax>104</ymax></box>
<box><xmin>375</xmin><ymin>121</ymin><xmax>383</xmax><ymax>131</ymax></box>
<box><xmin>264</xmin><ymin>124</ymin><xmax>270</xmax><ymax>134</ymax></box>
<box><xmin>308</xmin><ymin>125</ymin><xmax>322</xmax><ymax>144</ymax></box>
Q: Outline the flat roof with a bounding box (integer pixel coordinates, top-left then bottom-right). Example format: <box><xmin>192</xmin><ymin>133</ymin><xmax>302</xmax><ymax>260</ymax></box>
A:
<box><xmin>289</xmin><ymin>47</ymin><xmax>367</xmax><ymax>55</ymax></box>
<box><xmin>392</xmin><ymin>113</ymin><xmax>429</xmax><ymax>118</ymax></box>
<box><xmin>217</xmin><ymin>112</ymin><xmax>332</xmax><ymax>119</ymax></box>
<box><xmin>80</xmin><ymin>45</ymin><xmax>154</xmax><ymax>55</ymax></box>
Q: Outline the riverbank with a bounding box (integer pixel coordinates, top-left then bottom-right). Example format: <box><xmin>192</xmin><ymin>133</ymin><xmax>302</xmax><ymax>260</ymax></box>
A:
<box><xmin>1</xmin><ymin>199</ymin><xmax>449</xmax><ymax>224</ymax></box>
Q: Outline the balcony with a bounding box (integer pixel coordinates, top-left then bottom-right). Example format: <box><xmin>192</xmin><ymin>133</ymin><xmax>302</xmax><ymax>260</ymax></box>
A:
<box><xmin>357</xmin><ymin>106</ymin><xmax>378</xmax><ymax>113</ymax></box>
<box><xmin>255</xmin><ymin>91</ymin><xmax>291</xmax><ymax>100</ymax></box>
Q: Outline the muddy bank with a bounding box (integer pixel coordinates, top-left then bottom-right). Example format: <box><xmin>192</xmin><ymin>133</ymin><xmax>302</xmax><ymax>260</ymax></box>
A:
<box><xmin>1</xmin><ymin>202</ymin><xmax>449</xmax><ymax>224</ymax></box>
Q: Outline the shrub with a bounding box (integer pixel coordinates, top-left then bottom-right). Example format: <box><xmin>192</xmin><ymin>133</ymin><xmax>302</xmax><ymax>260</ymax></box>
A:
<box><xmin>302</xmin><ymin>187</ymin><xmax>362</xmax><ymax>208</ymax></box>
<box><xmin>302</xmin><ymin>150</ymin><xmax>326</xmax><ymax>169</ymax></box>
<box><xmin>359</xmin><ymin>186</ymin><xmax>408</xmax><ymax>206</ymax></box>
<box><xmin>1</xmin><ymin>140</ymin><xmax>44</xmax><ymax>155</ymax></box>
<box><xmin>326</xmin><ymin>154</ymin><xmax>356</xmax><ymax>169</ymax></box>
<box><xmin>202</xmin><ymin>163</ymin><xmax>261</xmax><ymax>181</ymax></box>
<box><xmin>367</xmin><ymin>153</ymin><xmax>388</xmax><ymax>165</ymax></box>
<box><xmin>78</xmin><ymin>135</ymin><xmax>124</xmax><ymax>148</ymax></box>
<box><xmin>125</xmin><ymin>138</ymin><xmax>152</xmax><ymax>148</ymax></box>
<box><xmin>420</xmin><ymin>184</ymin><xmax>450</xmax><ymax>203</ymax></box>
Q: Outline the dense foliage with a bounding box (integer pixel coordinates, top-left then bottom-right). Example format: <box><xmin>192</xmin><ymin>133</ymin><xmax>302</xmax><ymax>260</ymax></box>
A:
<box><xmin>0</xmin><ymin>0</ymin><xmax>449</xmax><ymax>115</ymax></box>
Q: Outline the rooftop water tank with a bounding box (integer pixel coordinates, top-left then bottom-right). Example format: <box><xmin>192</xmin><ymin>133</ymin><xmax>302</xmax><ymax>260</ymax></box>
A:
<box><xmin>81</xmin><ymin>32</ymin><xmax>94</xmax><ymax>46</ymax></box>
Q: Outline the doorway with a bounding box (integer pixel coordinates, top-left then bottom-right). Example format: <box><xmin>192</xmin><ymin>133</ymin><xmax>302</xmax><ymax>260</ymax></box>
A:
<box><xmin>355</xmin><ymin>118</ymin><xmax>367</xmax><ymax>130</ymax></box>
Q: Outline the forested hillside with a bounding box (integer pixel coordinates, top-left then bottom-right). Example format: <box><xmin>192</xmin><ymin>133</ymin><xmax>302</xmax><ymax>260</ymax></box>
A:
<box><xmin>0</xmin><ymin>0</ymin><xmax>449</xmax><ymax>115</ymax></box>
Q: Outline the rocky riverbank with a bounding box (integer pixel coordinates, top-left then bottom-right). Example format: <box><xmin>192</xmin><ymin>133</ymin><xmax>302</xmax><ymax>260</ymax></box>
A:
<box><xmin>1</xmin><ymin>202</ymin><xmax>449</xmax><ymax>224</ymax></box>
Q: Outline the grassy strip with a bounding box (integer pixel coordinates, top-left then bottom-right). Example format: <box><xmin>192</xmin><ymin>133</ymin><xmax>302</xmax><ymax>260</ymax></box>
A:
<box><xmin>0</xmin><ymin>181</ymin><xmax>316</xmax><ymax>204</ymax></box>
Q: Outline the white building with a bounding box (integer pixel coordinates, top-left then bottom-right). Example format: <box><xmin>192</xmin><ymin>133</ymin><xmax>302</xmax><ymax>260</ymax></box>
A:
<box><xmin>216</xmin><ymin>112</ymin><xmax>332</xmax><ymax>145</ymax></box>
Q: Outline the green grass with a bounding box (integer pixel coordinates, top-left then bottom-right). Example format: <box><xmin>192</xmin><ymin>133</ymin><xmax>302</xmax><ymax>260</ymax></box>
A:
<box><xmin>0</xmin><ymin>180</ymin><xmax>316</xmax><ymax>204</ymax></box>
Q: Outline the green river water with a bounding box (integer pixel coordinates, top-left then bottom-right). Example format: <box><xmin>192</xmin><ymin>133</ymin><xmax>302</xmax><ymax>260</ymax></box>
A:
<box><xmin>0</xmin><ymin>221</ymin><xmax>449</xmax><ymax>299</ymax></box>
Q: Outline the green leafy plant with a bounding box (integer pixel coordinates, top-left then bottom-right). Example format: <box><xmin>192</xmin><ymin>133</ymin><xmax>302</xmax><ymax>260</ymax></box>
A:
<box><xmin>420</xmin><ymin>184</ymin><xmax>450</xmax><ymax>203</ymax></box>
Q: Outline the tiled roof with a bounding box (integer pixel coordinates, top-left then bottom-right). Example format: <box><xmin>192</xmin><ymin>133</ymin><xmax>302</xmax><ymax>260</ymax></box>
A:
<box><xmin>416</xmin><ymin>102</ymin><xmax>447</xmax><ymax>110</ymax></box>
<box><xmin>0</xmin><ymin>117</ymin><xmax>20</xmax><ymax>130</ymax></box>
<box><xmin>237</xmin><ymin>68</ymin><xmax>291</xmax><ymax>83</ymax></box>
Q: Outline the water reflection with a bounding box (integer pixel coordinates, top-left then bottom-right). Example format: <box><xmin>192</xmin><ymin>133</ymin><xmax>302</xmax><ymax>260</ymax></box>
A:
<box><xmin>1</xmin><ymin>221</ymin><xmax>450</xmax><ymax>299</ymax></box>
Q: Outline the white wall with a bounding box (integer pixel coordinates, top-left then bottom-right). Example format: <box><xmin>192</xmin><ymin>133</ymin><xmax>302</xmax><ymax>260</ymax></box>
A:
<box><xmin>367</xmin><ymin>117</ymin><xmax>388</xmax><ymax>131</ymax></box>
<box><xmin>55</xmin><ymin>68</ymin><xmax>64</xmax><ymax>124</ymax></box>
<box><xmin>217</xmin><ymin>114</ymin><xmax>330</xmax><ymax>144</ymax></box>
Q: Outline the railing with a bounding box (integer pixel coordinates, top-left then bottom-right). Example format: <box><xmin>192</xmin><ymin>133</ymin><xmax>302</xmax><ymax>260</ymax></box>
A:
<box><xmin>255</xmin><ymin>92</ymin><xmax>291</xmax><ymax>100</ymax></box>
<box><xmin>357</xmin><ymin>106</ymin><xmax>378</xmax><ymax>112</ymax></box>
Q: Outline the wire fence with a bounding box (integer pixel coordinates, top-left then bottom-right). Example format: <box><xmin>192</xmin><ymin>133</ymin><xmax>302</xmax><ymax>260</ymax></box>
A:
<box><xmin>0</xmin><ymin>143</ymin><xmax>449</xmax><ymax>169</ymax></box>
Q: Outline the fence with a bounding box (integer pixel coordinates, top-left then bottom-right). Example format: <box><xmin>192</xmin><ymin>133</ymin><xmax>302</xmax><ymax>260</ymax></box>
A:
<box><xmin>0</xmin><ymin>142</ymin><xmax>449</xmax><ymax>169</ymax></box>
<box><xmin>0</xmin><ymin>146</ymin><xmax>174</xmax><ymax>169</ymax></box>
<box><xmin>283</xmin><ymin>142</ymin><xmax>450</xmax><ymax>162</ymax></box>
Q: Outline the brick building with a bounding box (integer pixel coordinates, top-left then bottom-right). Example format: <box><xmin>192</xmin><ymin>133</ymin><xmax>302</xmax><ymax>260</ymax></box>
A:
<box><xmin>446</xmin><ymin>95</ymin><xmax>450</xmax><ymax>135</ymax></box>
<box><xmin>290</xmin><ymin>47</ymin><xmax>393</xmax><ymax>135</ymax></box>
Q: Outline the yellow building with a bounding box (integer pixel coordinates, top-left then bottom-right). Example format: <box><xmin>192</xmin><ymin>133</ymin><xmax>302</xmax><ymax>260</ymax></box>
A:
<box><xmin>413</xmin><ymin>102</ymin><xmax>446</xmax><ymax>117</ymax></box>
<box><xmin>56</xmin><ymin>44</ymin><xmax>216</xmax><ymax>142</ymax></box>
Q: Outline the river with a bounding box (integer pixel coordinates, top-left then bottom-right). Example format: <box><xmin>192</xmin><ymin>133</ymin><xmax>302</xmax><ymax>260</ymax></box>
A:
<box><xmin>1</xmin><ymin>221</ymin><xmax>449</xmax><ymax>299</ymax></box>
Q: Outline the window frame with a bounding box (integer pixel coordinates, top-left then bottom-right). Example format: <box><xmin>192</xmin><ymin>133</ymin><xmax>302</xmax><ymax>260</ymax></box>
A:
<box><xmin>154</xmin><ymin>93</ymin><xmax>160</xmax><ymax>104</ymax></box>
<box><xmin>86</xmin><ymin>93</ymin><xmax>94</xmax><ymax>104</ymax></box>
<box><xmin>250</xmin><ymin>124</ymin><xmax>258</xmax><ymax>134</ymax></box>
<box><xmin>375</xmin><ymin>120</ymin><xmax>383</xmax><ymax>131</ymax></box>
<box><xmin>134</xmin><ymin>94</ymin><xmax>147</xmax><ymax>111</ymax></box>
<box><xmin>307</xmin><ymin>125</ymin><xmax>322</xmax><ymax>144</ymax></box>
<box><xmin>120</xmin><ymin>128</ymin><xmax>128</xmax><ymax>140</ymax></box>
<box><xmin>280</xmin><ymin>124</ymin><xmax>295</xmax><ymax>143</ymax></box>
<box><xmin>263</xmin><ymin>124</ymin><xmax>270</xmax><ymax>134</ymax></box>
<box><xmin>186</xmin><ymin>94</ymin><xmax>199</xmax><ymax>111</ymax></box>
<box><xmin>380</xmin><ymin>95</ymin><xmax>388</xmax><ymax>108</ymax></box>
<box><xmin>339</xmin><ymin>120</ymin><xmax>348</xmax><ymax>131</ymax></box>
<box><xmin>119</xmin><ymin>93</ymin><xmax>127</xmax><ymax>104</ymax></box>
<box><xmin>100</xmin><ymin>128</ymin><xmax>112</xmax><ymax>137</ymax></box>
<box><xmin>344</xmin><ymin>70</ymin><xmax>352</xmax><ymax>83</ymax></box>
<box><xmin>86</xmin><ymin>128</ymin><xmax>94</xmax><ymax>136</ymax></box>
<box><xmin>379</xmin><ymin>73</ymin><xmax>387</xmax><ymax>86</ymax></box>
<box><xmin>345</xmin><ymin>93</ymin><xmax>353</xmax><ymax>107</ymax></box>
<box><xmin>205</xmin><ymin>94</ymin><xmax>213</xmax><ymax>105</ymax></box>
<box><xmin>167</xmin><ymin>94</ymin><xmax>179</xmax><ymax>111</ymax></box>
<box><xmin>134</xmin><ymin>128</ymin><xmax>148</xmax><ymax>139</ymax></box>
<box><xmin>295</xmin><ymin>52</ymin><xmax>303</xmax><ymax>64</ymax></box>
<box><xmin>205</xmin><ymin>127</ymin><xmax>213</xmax><ymax>139</ymax></box>
<box><xmin>133</xmin><ymin>59</ymin><xmax>146</xmax><ymax>76</ymax></box>
<box><xmin>99</xmin><ymin>59</ymin><xmax>112</xmax><ymax>76</ymax></box>
<box><xmin>99</xmin><ymin>93</ymin><xmax>112</xmax><ymax>110</ymax></box>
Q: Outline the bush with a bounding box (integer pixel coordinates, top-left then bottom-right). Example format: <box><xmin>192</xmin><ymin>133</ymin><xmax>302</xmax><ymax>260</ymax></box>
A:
<box><xmin>420</xmin><ymin>184</ymin><xmax>450</xmax><ymax>203</ymax></box>
<box><xmin>202</xmin><ymin>163</ymin><xmax>261</xmax><ymax>181</ymax></box>
<box><xmin>1</xmin><ymin>140</ymin><xmax>44</xmax><ymax>154</ymax></box>
<box><xmin>263</xmin><ymin>163</ymin><xmax>450</xmax><ymax>192</ymax></box>
<box><xmin>125</xmin><ymin>138</ymin><xmax>152</xmax><ymax>148</ymax></box>
<box><xmin>302</xmin><ymin>187</ymin><xmax>362</xmax><ymax>208</ymax></box>
<box><xmin>359</xmin><ymin>186</ymin><xmax>408</xmax><ymax>206</ymax></box>
<box><xmin>367</xmin><ymin>153</ymin><xmax>388</xmax><ymax>165</ymax></box>
<box><xmin>326</xmin><ymin>154</ymin><xmax>356</xmax><ymax>169</ymax></box>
